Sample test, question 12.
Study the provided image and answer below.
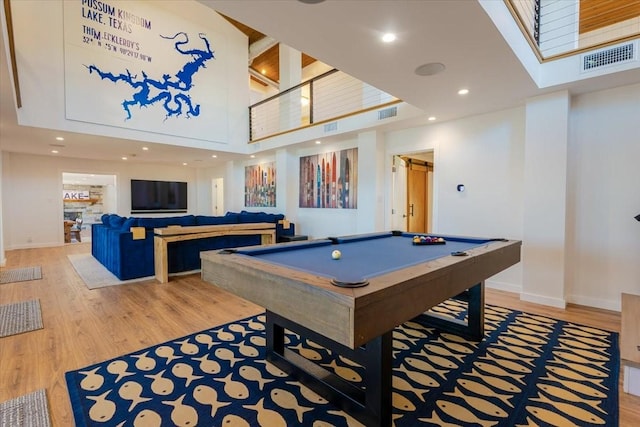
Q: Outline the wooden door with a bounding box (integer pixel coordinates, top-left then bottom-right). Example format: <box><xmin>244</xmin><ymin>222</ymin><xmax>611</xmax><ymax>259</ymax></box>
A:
<box><xmin>407</xmin><ymin>161</ymin><xmax>427</xmax><ymax>233</ymax></box>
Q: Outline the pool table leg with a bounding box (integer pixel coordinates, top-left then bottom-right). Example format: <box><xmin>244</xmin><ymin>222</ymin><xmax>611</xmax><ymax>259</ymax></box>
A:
<box><xmin>421</xmin><ymin>281</ymin><xmax>485</xmax><ymax>341</ymax></box>
<box><xmin>265</xmin><ymin>310</ymin><xmax>392</xmax><ymax>427</ymax></box>
<box><xmin>466</xmin><ymin>281</ymin><xmax>485</xmax><ymax>341</ymax></box>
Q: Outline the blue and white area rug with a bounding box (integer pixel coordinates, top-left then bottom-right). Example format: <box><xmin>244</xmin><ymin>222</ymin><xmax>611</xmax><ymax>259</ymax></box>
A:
<box><xmin>65</xmin><ymin>302</ymin><xmax>619</xmax><ymax>426</ymax></box>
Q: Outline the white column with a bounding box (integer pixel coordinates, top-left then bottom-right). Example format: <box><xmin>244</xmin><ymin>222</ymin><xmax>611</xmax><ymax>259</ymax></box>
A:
<box><xmin>521</xmin><ymin>91</ymin><xmax>570</xmax><ymax>308</ymax></box>
<box><xmin>357</xmin><ymin>130</ymin><xmax>385</xmax><ymax>233</ymax></box>
<box><xmin>279</xmin><ymin>44</ymin><xmax>302</xmax><ymax>132</ymax></box>
<box><xmin>224</xmin><ymin>160</ymin><xmax>241</xmax><ymax>212</ymax></box>
<box><xmin>275</xmin><ymin>148</ymin><xmax>299</xmax><ymax>227</ymax></box>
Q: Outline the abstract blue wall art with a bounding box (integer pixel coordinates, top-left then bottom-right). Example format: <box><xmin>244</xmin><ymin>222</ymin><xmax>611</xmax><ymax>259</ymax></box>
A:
<box><xmin>86</xmin><ymin>32</ymin><xmax>214</xmax><ymax>121</ymax></box>
<box><xmin>63</xmin><ymin>0</ymin><xmax>235</xmax><ymax>143</ymax></box>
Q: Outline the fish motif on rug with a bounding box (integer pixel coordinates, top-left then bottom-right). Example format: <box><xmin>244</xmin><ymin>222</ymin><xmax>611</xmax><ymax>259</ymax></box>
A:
<box><xmin>66</xmin><ymin>302</ymin><xmax>618</xmax><ymax>426</ymax></box>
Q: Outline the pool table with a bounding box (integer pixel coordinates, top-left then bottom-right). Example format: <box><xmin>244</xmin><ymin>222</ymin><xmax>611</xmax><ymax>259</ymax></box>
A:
<box><xmin>200</xmin><ymin>231</ymin><xmax>521</xmax><ymax>426</ymax></box>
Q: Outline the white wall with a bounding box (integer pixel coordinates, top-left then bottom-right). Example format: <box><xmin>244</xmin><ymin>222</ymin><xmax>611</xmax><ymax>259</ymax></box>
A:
<box><xmin>385</xmin><ymin>107</ymin><xmax>526</xmax><ymax>293</ymax></box>
<box><xmin>1</xmin><ymin>152</ymin><xmax>203</xmax><ymax>249</ymax></box>
<box><xmin>522</xmin><ymin>91</ymin><xmax>570</xmax><ymax>308</ymax></box>
<box><xmin>289</xmin><ymin>139</ymin><xmax>361</xmax><ymax>239</ymax></box>
<box><xmin>8</xmin><ymin>0</ymin><xmax>249</xmax><ymax>152</ymax></box>
<box><xmin>566</xmin><ymin>83</ymin><xmax>640</xmax><ymax>307</ymax></box>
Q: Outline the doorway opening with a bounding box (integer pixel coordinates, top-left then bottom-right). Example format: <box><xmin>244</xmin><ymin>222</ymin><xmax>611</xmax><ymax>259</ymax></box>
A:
<box><xmin>62</xmin><ymin>172</ymin><xmax>117</xmax><ymax>243</ymax></box>
<box><xmin>391</xmin><ymin>152</ymin><xmax>434</xmax><ymax>233</ymax></box>
<box><xmin>212</xmin><ymin>178</ymin><xmax>224</xmax><ymax>216</ymax></box>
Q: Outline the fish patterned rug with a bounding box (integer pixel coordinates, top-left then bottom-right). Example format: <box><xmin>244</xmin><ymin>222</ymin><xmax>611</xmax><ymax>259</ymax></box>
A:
<box><xmin>65</xmin><ymin>301</ymin><xmax>618</xmax><ymax>426</ymax></box>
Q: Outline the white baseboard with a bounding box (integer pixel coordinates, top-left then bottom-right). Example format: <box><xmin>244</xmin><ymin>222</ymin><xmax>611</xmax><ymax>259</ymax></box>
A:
<box><xmin>486</xmin><ymin>279</ymin><xmax>521</xmax><ymax>294</ymax></box>
<box><xmin>7</xmin><ymin>242</ymin><xmax>60</xmax><ymax>250</ymax></box>
<box><xmin>567</xmin><ymin>294</ymin><xmax>621</xmax><ymax>312</ymax></box>
<box><xmin>624</xmin><ymin>365</ymin><xmax>640</xmax><ymax>396</ymax></box>
<box><xmin>520</xmin><ymin>292</ymin><xmax>567</xmax><ymax>309</ymax></box>
<box><xmin>487</xmin><ymin>285</ymin><xmax>618</xmax><ymax>312</ymax></box>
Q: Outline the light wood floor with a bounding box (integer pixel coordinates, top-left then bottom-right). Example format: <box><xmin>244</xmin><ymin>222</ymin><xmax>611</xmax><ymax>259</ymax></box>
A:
<box><xmin>1</xmin><ymin>243</ymin><xmax>639</xmax><ymax>426</ymax></box>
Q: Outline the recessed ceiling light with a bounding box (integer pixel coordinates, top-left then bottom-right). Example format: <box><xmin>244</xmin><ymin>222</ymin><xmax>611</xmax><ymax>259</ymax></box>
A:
<box><xmin>315</xmin><ymin>140</ymin><xmax>321</xmax><ymax>144</ymax></box>
<box><xmin>382</xmin><ymin>33</ymin><xmax>396</xmax><ymax>43</ymax></box>
<box><xmin>211</xmin><ymin>154</ymin><xmax>217</xmax><ymax>158</ymax></box>
<box><xmin>121</xmin><ymin>156</ymin><xmax>128</xmax><ymax>160</ymax></box>
<box><xmin>458</xmin><ymin>89</ymin><xmax>469</xmax><ymax>95</ymax></box>
<box><xmin>415</xmin><ymin>63</ymin><xmax>445</xmax><ymax>76</ymax></box>
<box><xmin>142</xmin><ymin>146</ymin><xmax>149</xmax><ymax>151</ymax></box>
<box><xmin>428</xmin><ymin>116</ymin><xmax>436</xmax><ymax>121</ymax></box>
<box><xmin>51</xmin><ymin>150</ymin><xmax>59</xmax><ymax>154</ymax></box>
<box><xmin>182</xmin><ymin>162</ymin><xmax>188</xmax><ymax>166</ymax></box>
<box><xmin>55</xmin><ymin>136</ymin><xmax>64</xmax><ymax>141</ymax></box>
<box><xmin>250</xmin><ymin>155</ymin><xmax>256</xmax><ymax>158</ymax></box>
<box><xmin>261</xmin><ymin>69</ymin><xmax>266</xmax><ymax>75</ymax></box>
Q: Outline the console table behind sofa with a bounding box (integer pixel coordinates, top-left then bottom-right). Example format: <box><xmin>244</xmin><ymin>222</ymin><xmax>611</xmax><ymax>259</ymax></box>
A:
<box><xmin>154</xmin><ymin>222</ymin><xmax>276</xmax><ymax>283</ymax></box>
<box><xmin>91</xmin><ymin>212</ymin><xmax>294</xmax><ymax>280</ymax></box>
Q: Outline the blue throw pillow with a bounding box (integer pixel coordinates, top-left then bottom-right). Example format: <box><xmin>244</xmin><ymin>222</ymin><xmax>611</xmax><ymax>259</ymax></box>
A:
<box><xmin>137</xmin><ymin>215</ymin><xmax>196</xmax><ymax>229</ymax></box>
<box><xmin>109</xmin><ymin>215</ymin><xmax>125</xmax><ymax>229</ymax></box>
<box><xmin>174</xmin><ymin>215</ymin><xmax>196</xmax><ymax>226</ymax></box>
<box><xmin>196</xmin><ymin>215</ymin><xmax>238</xmax><ymax>225</ymax></box>
<box><xmin>121</xmin><ymin>217</ymin><xmax>137</xmax><ymax>231</ymax></box>
<box><xmin>238</xmin><ymin>211</ymin><xmax>285</xmax><ymax>223</ymax></box>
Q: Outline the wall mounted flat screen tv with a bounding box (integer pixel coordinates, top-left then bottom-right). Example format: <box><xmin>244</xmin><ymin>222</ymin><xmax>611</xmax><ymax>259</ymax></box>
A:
<box><xmin>131</xmin><ymin>179</ymin><xmax>187</xmax><ymax>213</ymax></box>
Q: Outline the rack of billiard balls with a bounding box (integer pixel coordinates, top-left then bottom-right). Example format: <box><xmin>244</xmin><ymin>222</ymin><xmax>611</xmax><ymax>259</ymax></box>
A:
<box><xmin>412</xmin><ymin>235</ymin><xmax>446</xmax><ymax>245</ymax></box>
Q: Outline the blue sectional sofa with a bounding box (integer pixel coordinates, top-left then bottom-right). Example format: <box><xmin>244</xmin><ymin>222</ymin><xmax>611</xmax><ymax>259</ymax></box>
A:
<box><xmin>91</xmin><ymin>211</ymin><xmax>295</xmax><ymax>280</ymax></box>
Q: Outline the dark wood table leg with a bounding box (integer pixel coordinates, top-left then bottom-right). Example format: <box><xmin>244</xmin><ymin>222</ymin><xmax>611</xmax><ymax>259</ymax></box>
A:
<box><xmin>265</xmin><ymin>310</ymin><xmax>392</xmax><ymax>427</ymax></box>
<box><xmin>420</xmin><ymin>282</ymin><xmax>485</xmax><ymax>341</ymax></box>
<box><xmin>466</xmin><ymin>281</ymin><xmax>485</xmax><ymax>341</ymax></box>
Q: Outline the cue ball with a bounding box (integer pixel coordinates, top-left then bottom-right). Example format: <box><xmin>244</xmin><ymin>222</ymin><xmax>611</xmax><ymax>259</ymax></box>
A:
<box><xmin>331</xmin><ymin>250</ymin><xmax>342</xmax><ymax>260</ymax></box>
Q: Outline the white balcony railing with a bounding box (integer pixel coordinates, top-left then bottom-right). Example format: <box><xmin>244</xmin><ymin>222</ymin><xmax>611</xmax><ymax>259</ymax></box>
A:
<box><xmin>249</xmin><ymin>69</ymin><xmax>399</xmax><ymax>142</ymax></box>
<box><xmin>508</xmin><ymin>0</ymin><xmax>640</xmax><ymax>60</ymax></box>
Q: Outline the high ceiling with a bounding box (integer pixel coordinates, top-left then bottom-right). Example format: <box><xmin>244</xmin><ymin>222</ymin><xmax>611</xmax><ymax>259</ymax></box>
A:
<box><xmin>204</xmin><ymin>0</ymin><xmax>639</xmax><ymax>120</ymax></box>
<box><xmin>1</xmin><ymin>1</ymin><xmax>639</xmax><ymax>167</ymax></box>
<box><xmin>220</xmin><ymin>14</ymin><xmax>316</xmax><ymax>85</ymax></box>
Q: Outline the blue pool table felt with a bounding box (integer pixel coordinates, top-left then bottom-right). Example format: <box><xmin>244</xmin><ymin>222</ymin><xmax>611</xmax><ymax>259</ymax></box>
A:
<box><xmin>235</xmin><ymin>232</ymin><xmax>491</xmax><ymax>284</ymax></box>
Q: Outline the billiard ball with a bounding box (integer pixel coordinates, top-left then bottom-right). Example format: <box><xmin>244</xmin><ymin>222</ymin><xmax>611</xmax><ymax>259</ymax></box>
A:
<box><xmin>331</xmin><ymin>250</ymin><xmax>342</xmax><ymax>260</ymax></box>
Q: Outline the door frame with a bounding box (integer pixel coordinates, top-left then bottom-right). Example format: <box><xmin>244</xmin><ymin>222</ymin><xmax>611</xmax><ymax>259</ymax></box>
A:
<box><xmin>389</xmin><ymin>151</ymin><xmax>435</xmax><ymax>233</ymax></box>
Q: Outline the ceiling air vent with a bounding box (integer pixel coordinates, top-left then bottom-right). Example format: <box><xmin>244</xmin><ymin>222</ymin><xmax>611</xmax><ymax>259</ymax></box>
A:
<box><xmin>324</xmin><ymin>122</ymin><xmax>338</xmax><ymax>133</ymax></box>
<box><xmin>581</xmin><ymin>42</ymin><xmax>636</xmax><ymax>72</ymax></box>
<box><xmin>378</xmin><ymin>106</ymin><xmax>398</xmax><ymax>120</ymax></box>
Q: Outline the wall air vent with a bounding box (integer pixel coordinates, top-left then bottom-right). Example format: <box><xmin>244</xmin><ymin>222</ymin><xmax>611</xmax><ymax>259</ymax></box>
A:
<box><xmin>378</xmin><ymin>106</ymin><xmax>398</xmax><ymax>120</ymax></box>
<box><xmin>324</xmin><ymin>122</ymin><xmax>338</xmax><ymax>133</ymax></box>
<box><xmin>581</xmin><ymin>42</ymin><xmax>636</xmax><ymax>72</ymax></box>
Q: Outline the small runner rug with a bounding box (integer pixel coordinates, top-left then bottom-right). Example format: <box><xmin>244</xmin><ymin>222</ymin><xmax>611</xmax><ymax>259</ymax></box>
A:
<box><xmin>65</xmin><ymin>302</ymin><xmax>619</xmax><ymax>426</ymax></box>
<box><xmin>0</xmin><ymin>389</ymin><xmax>52</xmax><ymax>427</ymax></box>
<box><xmin>0</xmin><ymin>266</ymin><xmax>42</xmax><ymax>284</ymax></box>
<box><xmin>67</xmin><ymin>254</ymin><xmax>153</xmax><ymax>289</ymax></box>
<box><xmin>0</xmin><ymin>300</ymin><xmax>43</xmax><ymax>338</ymax></box>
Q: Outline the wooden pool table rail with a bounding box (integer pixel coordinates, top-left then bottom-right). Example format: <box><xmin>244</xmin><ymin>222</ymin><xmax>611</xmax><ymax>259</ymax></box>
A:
<box><xmin>201</xmin><ymin>237</ymin><xmax>521</xmax><ymax>348</ymax></box>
